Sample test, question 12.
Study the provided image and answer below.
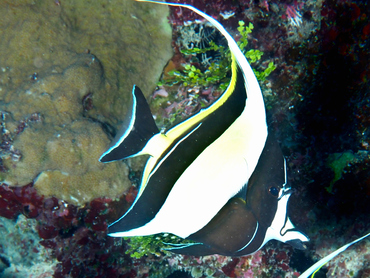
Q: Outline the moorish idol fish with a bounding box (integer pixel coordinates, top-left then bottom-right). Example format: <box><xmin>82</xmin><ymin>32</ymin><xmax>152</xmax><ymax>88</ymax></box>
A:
<box><xmin>99</xmin><ymin>0</ymin><xmax>309</xmax><ymax>256</ymax></box>
<box><xmin>298</xmin><ymin>231</ymin><xmax>370</xmax><ymax>278</ymax></box>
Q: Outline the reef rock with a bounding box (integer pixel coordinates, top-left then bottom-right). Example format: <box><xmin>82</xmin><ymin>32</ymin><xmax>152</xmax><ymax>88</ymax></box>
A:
<box><xmin>0</xmin><ymin>0</ymin><xmax>173</xmax><ymax>205</ymax></box>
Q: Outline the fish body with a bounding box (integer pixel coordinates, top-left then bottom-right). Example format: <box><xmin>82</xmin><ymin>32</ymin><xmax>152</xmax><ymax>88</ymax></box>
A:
<box><xmin>100</xmin><ymin>0</ymin><xmax>309</xmax><ymax>256</ymax></box>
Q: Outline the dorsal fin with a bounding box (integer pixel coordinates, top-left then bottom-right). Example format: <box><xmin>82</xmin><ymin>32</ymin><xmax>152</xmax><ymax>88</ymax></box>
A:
<box><xmin>100</xmin><ymin>85</ymin><xmax>159</xmax><ymax>162</ymax></box>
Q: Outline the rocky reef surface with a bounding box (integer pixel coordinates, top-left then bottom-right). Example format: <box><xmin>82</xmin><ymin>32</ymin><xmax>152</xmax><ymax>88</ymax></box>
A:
<box><xmin>0</xmin><ymin>0</ymin><xmax>172</xmax><ymax>205</ymax></box>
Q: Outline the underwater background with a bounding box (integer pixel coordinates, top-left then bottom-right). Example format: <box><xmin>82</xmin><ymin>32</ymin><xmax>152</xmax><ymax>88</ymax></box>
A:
<box><xmin>0</xmin><ymin>0</ymin><xmax>369</xmax><ymax>277</ymax></box>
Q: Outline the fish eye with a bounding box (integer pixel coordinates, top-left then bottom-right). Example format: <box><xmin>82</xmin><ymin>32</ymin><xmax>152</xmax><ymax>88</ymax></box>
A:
<box><xmin>268</xmin><ymin>186</ymin><xmax>279</xmax><ymax>197</ymax></box>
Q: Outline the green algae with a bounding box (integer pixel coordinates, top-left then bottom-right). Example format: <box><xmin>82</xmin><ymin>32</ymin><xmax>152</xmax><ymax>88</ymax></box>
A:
<box><xmin>151</xmin><ymin>20</ymin><xmax>276</xmax><ymax>129</ymax></box>
<box><xmin>326</xmin><ymin>151</ymin><xmax>356</xmax><ymax>193</ymax></box>
<box><xmin>326</xmin><ymin>150</ymin><xmax>370</xmax><ymax>193</ymax></box>
<box><xmin>124</xmin><ymin>233</ymin><xmax>196</xmax><ymax>259</ymax></box>
<box><xmin>191</xmin><ymin>266</ymin><xmax>203</xmax><ymax>278</ymax></box>
<box><xmin>160</xmin><ymin>21</ymin><xmax>276</xmax><ymax>89</ymax></box>
<box><xmin>0</xmin><ymin>0</ymin><xmax>172</xmax><ymax>205</ymax></box>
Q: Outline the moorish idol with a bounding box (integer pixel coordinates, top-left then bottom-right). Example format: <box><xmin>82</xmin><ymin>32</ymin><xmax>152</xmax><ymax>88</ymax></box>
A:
<box><xmin>298</xmin><ymin>231</ymin><xmax>370</xmax><ymax>278</ymax></box>
<box><xmin>99</xmin><ymin>0</ymin><xmax>309</xmax><ymax>256</ymax></box>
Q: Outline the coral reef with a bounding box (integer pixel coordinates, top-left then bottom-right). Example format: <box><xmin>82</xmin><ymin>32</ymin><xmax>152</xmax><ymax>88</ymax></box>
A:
<box><xmin>0</xmin><ymin>0</ymin><xmax>369</xmax><ymax>277</ymax></box>
<box><xmin>0</xmin><ymin>0</ymin><xmax>172</xmax><ymax>205</ymax></box>
<box><xmin>0</xmin><ymin>182</ymin><xmax>134</xmax><ymax>277</ymax></box>
<box><xmin>0</xmin><ymin>214</ymin><xmax>57</xmax><ymax>277</ymax></box>
<box><xmin>1</xmin><ymin>55</ymin><xmax>131</xmax><ymax>205</ymax></box>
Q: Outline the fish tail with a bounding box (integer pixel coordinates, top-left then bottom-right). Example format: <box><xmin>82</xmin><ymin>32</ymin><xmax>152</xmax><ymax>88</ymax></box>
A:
<box><xmin>100</xmin><ymin>85</ymin><xmax>159</xmax><ymax>162</ymax></box>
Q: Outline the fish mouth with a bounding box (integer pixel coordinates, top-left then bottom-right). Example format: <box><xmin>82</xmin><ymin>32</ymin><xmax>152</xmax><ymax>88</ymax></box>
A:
<box><xmin>278</xmin><ymin>187</ymin><xmax>292</xmax><ymax>200</ymax></box>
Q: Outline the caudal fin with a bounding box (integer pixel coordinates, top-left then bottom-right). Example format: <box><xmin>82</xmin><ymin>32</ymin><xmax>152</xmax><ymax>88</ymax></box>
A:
<box><xmin>100</xmin><ymin>85</ymin><xmax>159</xmax><ymax>162</ymax></box>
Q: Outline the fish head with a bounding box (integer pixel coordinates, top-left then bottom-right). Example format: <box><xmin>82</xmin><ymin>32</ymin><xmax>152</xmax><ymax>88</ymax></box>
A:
<box><xmin>246</xmin><ymin>133</ymin><xmax>309</xmax><ymax>249</ymax></box>
<box><xmin>246</xmin><ymin>133</ymin><xmax>287</xmax><ymax>227</ymax></box>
